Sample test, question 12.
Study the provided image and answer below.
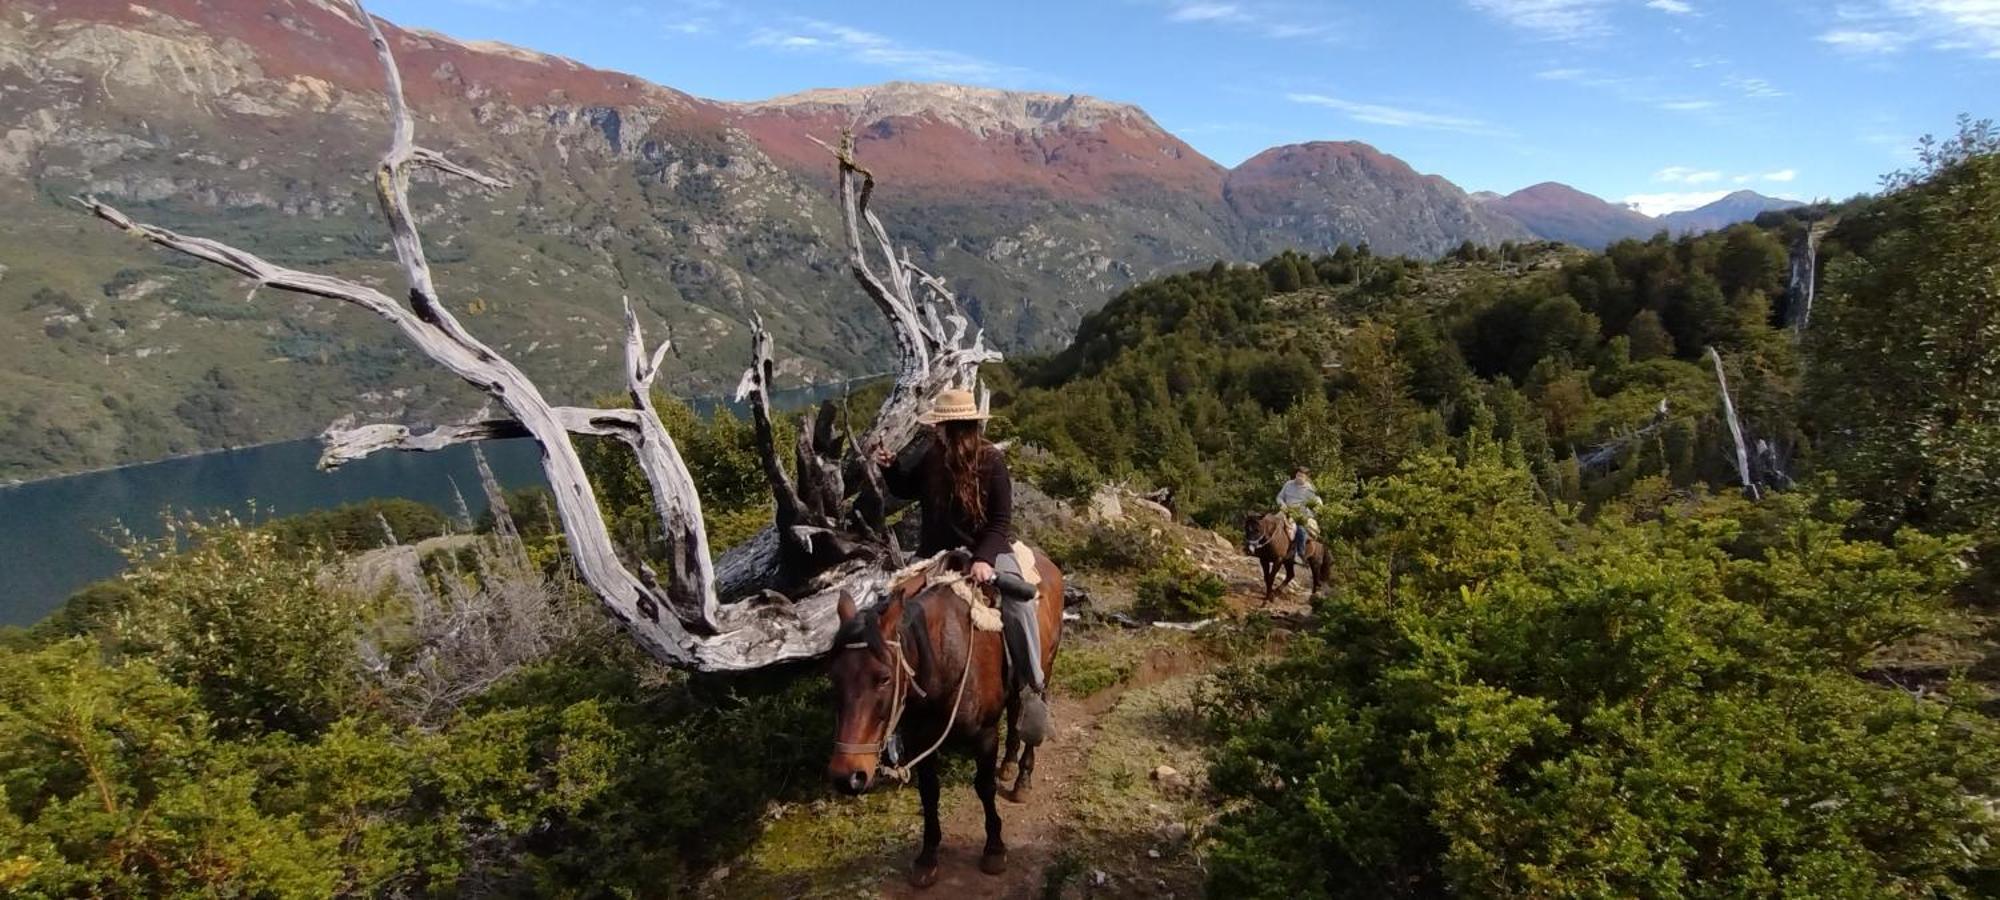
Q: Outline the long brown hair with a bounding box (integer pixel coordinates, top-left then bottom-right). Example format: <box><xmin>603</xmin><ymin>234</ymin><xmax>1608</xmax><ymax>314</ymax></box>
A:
<box><xmin>938</xmin><ymin>420</ymin><xmax>988</xmax><ymax>526</ymax></box>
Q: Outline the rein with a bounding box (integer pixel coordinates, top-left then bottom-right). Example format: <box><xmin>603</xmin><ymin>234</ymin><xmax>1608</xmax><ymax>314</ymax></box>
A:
<box><xmin>836</xmin><ymin>591</ymin><xmax>978</xmax><ymax>781</ymax></box>
<box><xmin>1245</xmin><ymin>515</ymin><xmax>1280</xmax><ymax>552</ymax></box>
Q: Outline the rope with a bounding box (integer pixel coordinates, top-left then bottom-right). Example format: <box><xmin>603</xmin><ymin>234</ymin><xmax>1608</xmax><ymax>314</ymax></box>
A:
<box><xmin>882</xmin><ymin>596</ymin><xmax>976</xmax><ymax>782</ymax></box>
<box><xmin>830</xmin><ymin>592</ymin><xmax>976</xmax><ymax>782</ymax></box>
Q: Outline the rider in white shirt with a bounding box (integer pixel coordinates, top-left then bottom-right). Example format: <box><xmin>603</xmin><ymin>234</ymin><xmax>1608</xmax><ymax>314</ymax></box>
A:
<box><xmin>1275</xmin><ymin>467</ymin><xmax>1320</xmax><ymax>562</ymax></box>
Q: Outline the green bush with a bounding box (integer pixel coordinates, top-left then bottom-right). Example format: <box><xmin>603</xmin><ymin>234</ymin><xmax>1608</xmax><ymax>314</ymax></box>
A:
<box><xmin>1045</xmin><ymin>520</ymin><xmax>1162</xmax><ymax>574</ymax></box>
<box><xmin>1201</xmin><ymin>453</ymin><xmax>1998</xmax><ymax>898</ymax></box>
<box><xmin>111</xmin><ymin>515</ymin><xmax>365</xmax><ymax>737</ymax></box>
<box><xmin>267</xmin><ymin>497</ymin><xmax>450</xmax><ymax>554</ymax></box>
<box><xmin>1133</xmin><ymin>554</ymin><xmax>1228</xmax><ymax>622</ymax></box>
<box><xmin>0</xmin><ymin>641</ymin><xmax>339</xmax><ymax>897</ymax></box>
<box><xmin>1016</xmin><ymin>452</ymin><xmax>1104</xmax><ymax>506</ymax></box>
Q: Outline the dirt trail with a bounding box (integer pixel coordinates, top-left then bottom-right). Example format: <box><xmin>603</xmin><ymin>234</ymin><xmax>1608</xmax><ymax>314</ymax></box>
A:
<box><xmin>874</xmin><ymin>693</ymin><xmax>1094</xmax><ymax>899</ymax></box>
<box><xmin>873</xmin><ymin>602</ymin><xmax>1283</xmax><ymax>898</ymax></box>
<box><xmin>710</xmin><ymin>490</ymin><xmax>1311</xmax><ymax>898</ymax></box>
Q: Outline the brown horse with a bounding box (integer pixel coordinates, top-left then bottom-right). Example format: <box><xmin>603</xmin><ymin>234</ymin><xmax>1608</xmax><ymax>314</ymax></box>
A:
<box><xmin>827</xmin><ymin>549</ymin><xmax>1065</xmax><ymax>888</ymax></box>
<box><xmin>1242</xmin><ymin>511</ymin><xmax>1330</xmax><ymax>603</ymax></box>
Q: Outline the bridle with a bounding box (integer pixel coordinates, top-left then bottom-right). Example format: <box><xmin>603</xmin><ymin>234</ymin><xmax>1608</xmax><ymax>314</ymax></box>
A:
<box><xmin>832</xmin><ymin>592</ymin><xmax>977</xmax><ymax>782</ymax></box>
<box><xmin>1244</xmin><ymin>514</ymin><xmax>1277</xmax><ymax>553</ymax></box>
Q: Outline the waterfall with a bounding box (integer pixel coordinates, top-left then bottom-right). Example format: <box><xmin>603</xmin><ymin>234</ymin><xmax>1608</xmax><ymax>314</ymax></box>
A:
<box><xmin>1708</xmin><ymin>347</ymin><xmax>1760</xmax><ymax>500</ymax></box>
<box><xmin>1787</xmin><ymin>221</ymin><xmax>1830</xmax><ymax>334</ymax></box>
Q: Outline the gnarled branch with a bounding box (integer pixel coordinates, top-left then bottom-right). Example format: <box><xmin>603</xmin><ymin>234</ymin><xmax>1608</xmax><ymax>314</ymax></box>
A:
<box><xmin>75</xmin><ymin>1</ymin><xmax>1003</xmax><ymax>672</ymax></box>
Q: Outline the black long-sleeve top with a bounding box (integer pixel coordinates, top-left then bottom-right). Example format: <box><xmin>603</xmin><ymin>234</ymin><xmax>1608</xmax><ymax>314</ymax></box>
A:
<box><xmin>883</xmin><ymin>439</ymin><xmax>1014</xmax><ymax>565</ymax></box>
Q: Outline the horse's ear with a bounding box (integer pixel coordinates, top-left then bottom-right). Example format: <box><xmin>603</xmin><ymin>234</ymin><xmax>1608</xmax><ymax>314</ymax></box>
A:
<box><xmin>836</xmin><ymin>590</ymin><xmax>857</xmax><ymax>625</ymax></box>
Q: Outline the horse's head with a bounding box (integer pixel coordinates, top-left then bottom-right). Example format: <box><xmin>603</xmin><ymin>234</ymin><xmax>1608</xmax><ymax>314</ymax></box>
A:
<box><xmin>1242</xmin><ymin>512</ymin><xmax>1270</xmax><ymax>555</ymax></box>
<box><xmin>826</xmin><ymin>590</ymin><xmax>906</xmax><ymax>796</ymax></box>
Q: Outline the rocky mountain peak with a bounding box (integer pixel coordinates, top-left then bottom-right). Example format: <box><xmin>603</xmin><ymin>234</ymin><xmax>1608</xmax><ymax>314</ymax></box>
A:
<box><xmin>739</xmin><ymin>81</ymin><xmax>1160</xmax><ymax>137</ymax></box>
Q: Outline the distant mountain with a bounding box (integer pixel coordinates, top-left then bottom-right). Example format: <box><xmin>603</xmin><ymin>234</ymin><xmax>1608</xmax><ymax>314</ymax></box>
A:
<box><xmin>1482</xmin><ymin>182</ymin><xmax>1661</xmax><ymax>248</ymax></box>
<box><xmin>0</xmin><ymin>0</ymin><xmax>1816</xmax><ymax>479</ymax></box>
<box><xmin>1227</xmin><ymin>142</ymin><xmax>1531</xmax><ymax>259</ymax></box>
<box><xmin>1658</xmin><ymin>190</ymin><xmax>1806</xmax><ymax>235</ymax></box>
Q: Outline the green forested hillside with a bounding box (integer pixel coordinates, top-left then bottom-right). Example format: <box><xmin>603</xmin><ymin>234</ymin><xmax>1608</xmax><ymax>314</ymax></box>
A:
<box><xmin>0</xmin><ymin>124</ymin><xmax>1994</xmax><ymax>897</ymax></box>
<box><xmin>993</xmin><ymin>119</ymin><xmax>2000</xmax><ymax>896</ymax></box>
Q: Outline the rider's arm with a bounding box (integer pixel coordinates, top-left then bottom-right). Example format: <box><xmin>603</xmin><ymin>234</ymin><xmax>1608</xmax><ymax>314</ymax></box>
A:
<box><xmin>879</xmin><ymin>434</ymin><xmax>931</xmax><ymax>500</ymax></box>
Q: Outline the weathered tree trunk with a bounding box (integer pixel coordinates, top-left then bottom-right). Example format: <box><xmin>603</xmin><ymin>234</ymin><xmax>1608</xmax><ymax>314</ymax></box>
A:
<box><xmin>73</xmin><ymin>0</ymin><xmax>995</xmax><ymax>672</ymax></box>
<box><xmin>1708</xmin><ymin>347</ymin><xmax>1761</xmax><ymax>501</ymax></box>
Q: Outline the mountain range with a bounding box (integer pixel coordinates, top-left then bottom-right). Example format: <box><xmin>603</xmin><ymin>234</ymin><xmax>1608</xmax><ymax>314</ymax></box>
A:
<box><xmin>0</xmin><ymin>0</ymin><xmax>1799</xmax><ymax>480</ymax></box>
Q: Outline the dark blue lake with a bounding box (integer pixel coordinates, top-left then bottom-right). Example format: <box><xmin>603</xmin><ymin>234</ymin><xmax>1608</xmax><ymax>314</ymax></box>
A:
<box><xmin>0</xmin><ymin>379</ymin><xmax>871</xmax><ymax>627</ymax></box>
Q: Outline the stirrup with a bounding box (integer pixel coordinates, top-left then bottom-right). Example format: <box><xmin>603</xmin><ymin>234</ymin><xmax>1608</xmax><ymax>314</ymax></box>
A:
<box><xmin>1016</xmin><ymin>689</ymin><xmax>1051</xmax><ymax>745</ymax></box>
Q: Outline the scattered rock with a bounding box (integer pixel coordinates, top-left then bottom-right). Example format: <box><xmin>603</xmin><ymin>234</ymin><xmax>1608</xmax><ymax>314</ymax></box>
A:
<box><xmin>1147</xmin><ymin>848</ymin><xmax>1161</xmax><ymax>859</ymax></box>
<box><xmin>1150</xmin><ymin>765</ymin><xmax>1188</xmax><ymax>792</ymax></box>
<box><xmin>1087</xmin><ymin>485</ymin><xmax>1124</xmax><ymax>522</ymax></box>
<box><xmin>1161</xmin><ymin>821</ymin><xmax>1189</xmax><ymax>844</ymax></box>
<box><xmin>1090</xmin><ymin>869</ymin><xmax>1110</xmax><ymax>887</ymax></box>
<box><xmin>1129</xmin><ymin>495</ymin><xmax>1172</xmax><ymax>520</ymax></box>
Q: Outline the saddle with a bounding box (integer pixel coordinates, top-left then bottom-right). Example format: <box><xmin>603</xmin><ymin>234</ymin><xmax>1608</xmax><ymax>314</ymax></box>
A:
<box><xmin>887</xmin><ymin>541</ymin><xmax>1042</xmax><ymax>633</ymax></box>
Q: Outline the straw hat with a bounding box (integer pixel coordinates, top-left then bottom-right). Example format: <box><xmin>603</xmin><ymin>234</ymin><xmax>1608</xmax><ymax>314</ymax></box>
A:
<box><xmin>917</xmin><ymin>388</ymin><xmax>989</xmax><ymax>425</ymax></box>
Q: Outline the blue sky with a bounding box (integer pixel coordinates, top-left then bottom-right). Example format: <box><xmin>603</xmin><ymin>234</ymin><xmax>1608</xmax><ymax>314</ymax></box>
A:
<box><xmin>367</xmin><ymin>0</ymin><xmax>1997</xmax><ymax>214</ymax></box>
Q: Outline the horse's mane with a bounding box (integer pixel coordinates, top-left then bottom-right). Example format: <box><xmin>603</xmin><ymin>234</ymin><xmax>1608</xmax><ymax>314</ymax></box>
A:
<box><xmin>836</xmin><ymin>589</ymin><xmax>941</xmax><ymax>676</ymax></box>
<box><xmin>836</xmin><ymin>605</ymin><xmax>889</xmax><ymax>655</ymax></box>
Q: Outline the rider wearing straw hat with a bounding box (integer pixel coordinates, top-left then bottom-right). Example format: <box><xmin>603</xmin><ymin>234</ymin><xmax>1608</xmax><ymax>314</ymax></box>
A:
<box><xmin>874</xmin><ymin>388</ymin><xmax>1051</xmax><ymax>743</ymax></box>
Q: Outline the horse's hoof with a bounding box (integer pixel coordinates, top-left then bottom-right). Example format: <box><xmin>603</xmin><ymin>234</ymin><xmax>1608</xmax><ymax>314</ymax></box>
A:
<box><xmin>980</xmin><ymin>848</ymin><xmax>1008</xmax><ymax>876</ymax></box>
<box><xmin>998</xmin><ymin>761</ymin><xmax>1019</xmax><ymax>783</ymax></box>
<box><xmin>909</xmin><ymin>863</ymin><xmax>939</xmax><ymax>889</ymax></box>
<box><xmin>1004</xmin><ymin>784</ymin><xmax>1032</xmax><ymax>804</ymax></box>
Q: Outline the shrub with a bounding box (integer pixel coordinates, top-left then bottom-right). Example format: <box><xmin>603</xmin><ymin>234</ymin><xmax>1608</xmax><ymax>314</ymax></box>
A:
<box><xmin>111</xmin><ymin>514</ymin><xmax>365</xmax><ymax>737</ymax></box>
<box><xmin>0</xmin><ymin>641</ymin><xmax>339</xmax><ymax>897</ymax></box>
<box><xmin>1046</xmin><ymin>520</ymin><xmax>1162</xmax><ymax>574</ymax></box>
<box><xmin>1017</xmin><ymin>453</ymin><xmax>1104</xmax><ymax>507</ymax></box>
<box><xmin>1133</xmin><ymin>554</ymin><xmax>1228</xmax><ymax>622</ymax></box>
<box><xmin>1201</xmin><ymin>454</ymin><xmax>1998</xmax><ymax>898</ymax></box>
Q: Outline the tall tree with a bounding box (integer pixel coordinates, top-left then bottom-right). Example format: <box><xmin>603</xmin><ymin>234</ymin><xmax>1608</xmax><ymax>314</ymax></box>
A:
<box><xmin>1809</xmin><ymin>117</ymin><xmax>2000</xmax><ymax>534</ymax></box>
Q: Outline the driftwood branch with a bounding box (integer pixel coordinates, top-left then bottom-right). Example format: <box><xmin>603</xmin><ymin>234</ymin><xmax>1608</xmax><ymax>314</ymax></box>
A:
<box><xmin>75</xmin><ymin>3</ymin><xmax>1005</xmax><ymax>671</ymax></box>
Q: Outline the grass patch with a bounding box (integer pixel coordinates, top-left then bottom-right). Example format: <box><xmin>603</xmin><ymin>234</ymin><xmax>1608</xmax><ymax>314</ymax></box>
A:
<box><xmin>1055</xmin><ymin>637</ymin><xmax>1143</xmax><ymax>699</ymax></box>
<box><xmin>712</xmin><ymin>789</ymin><xmax>919</xmax><ymax>898</ymax></box>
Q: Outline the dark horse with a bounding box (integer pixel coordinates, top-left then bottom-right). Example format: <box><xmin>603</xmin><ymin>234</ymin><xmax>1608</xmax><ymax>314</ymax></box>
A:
<box><xmin>1243</xmin><ymin>511</ymin><xmax>1330</xmax><ymax>603</ymax></box>
<box><xmin>827</xmin><ymin>549</ymin><xmax>1065</xmax><ymax>888</ymax></box>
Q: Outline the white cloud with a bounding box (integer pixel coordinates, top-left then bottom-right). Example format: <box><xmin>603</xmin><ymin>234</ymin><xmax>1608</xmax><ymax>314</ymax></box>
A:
<box><xmin>1817</xmin><ymin>0</ymin><xmax>2000</xmax><ymax>58</ymax></box>
<box><xmin>1818</xmin><ymin>28</ymin><xmax>1914</xmax><ymax>53</ymax></box>
<box><xmin>1659</xmin><ymin>99</ymin><xmax>1717</xmax><ymax>111</ymax></box>
<box><xmin>748</xmin><ymin>20</ymin><xmax>1039</xmax><ymax>84</ymax></box>
<box><xmin>1763</xmin><ymin>168</ymin><xmax>1798</xmax><ymax>182</ymax></box>
<box><xmin>1623</xmin><ymin>190</ymin><xmax>1731</xmax><ymax>216</ymax></box>
<box><xmin>1655</xmin><ymin>166</ymin><xmax>1723</xmax><ymax>184</ymax></box>
<box><xmin>1169</xmin><ymin>3</ymin><xmax>1245</xmax><ymax>22</ymax></box>
<box><xmin>1287</xmin><ymin>92</ymin><xmax>1512</xmax><ymax>136</ymax></box>
<box><xmin>1466</xmin><ymin>0</ymin><xmax>1616</xmax><ymax>40</ymax></box>
<box><xmin>1647</xmin><ymin>0</ymin><xmax>1694</xmax><ymax>14</ymax></box>
<box><xmin>1159</xmin><ymin>1</ymin><xmax>1337</xmax><ymax>41</ymax></box>
<box><xmin>1724</xmin><ymin>74</ymin><xmax>1786</xmax><ymax>98</ymax></box>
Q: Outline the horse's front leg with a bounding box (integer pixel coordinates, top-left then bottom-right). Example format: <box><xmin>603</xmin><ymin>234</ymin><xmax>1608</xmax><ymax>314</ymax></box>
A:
<box><xmin>975</xmin><ymin>726</ymin><xmax>1007</xmax><ymax>875</ymax></box>
<box><xmin>999</xmin><ymin>692</ymin><xmax>1022</xmax><ymax>787</ymax></box>
<box><xmin>1261</xmin><ymin>559</ymin><xmax>1277</xmax><ymax>604</ymax></box>
<box><xmin>911</xmin><ymin>757</ymin><xmax>942</xmax><ymax>888</ymax></box>
<box><xmin>1011</xmin><ymin>742</ymin><xmax>1038</xmax><ymax>804</ymax></box>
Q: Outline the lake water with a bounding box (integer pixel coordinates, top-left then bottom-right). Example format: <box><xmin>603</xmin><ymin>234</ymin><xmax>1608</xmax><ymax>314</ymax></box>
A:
<box><xmin>0</xmin><ymin>379</ymin><xmax>873</xmax><ymax>627</ymax></box>
<box><xmin>0</xmin><ymin>438</ymin><xmax>550</xmax><ymax>627</ymax></box>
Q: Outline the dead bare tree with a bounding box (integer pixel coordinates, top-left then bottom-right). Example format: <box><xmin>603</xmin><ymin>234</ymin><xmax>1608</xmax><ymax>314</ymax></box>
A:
<box><xmin>74</xmin><ymin>0</ymin><xmax>995</xmax><ymax>672</ymax></box>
